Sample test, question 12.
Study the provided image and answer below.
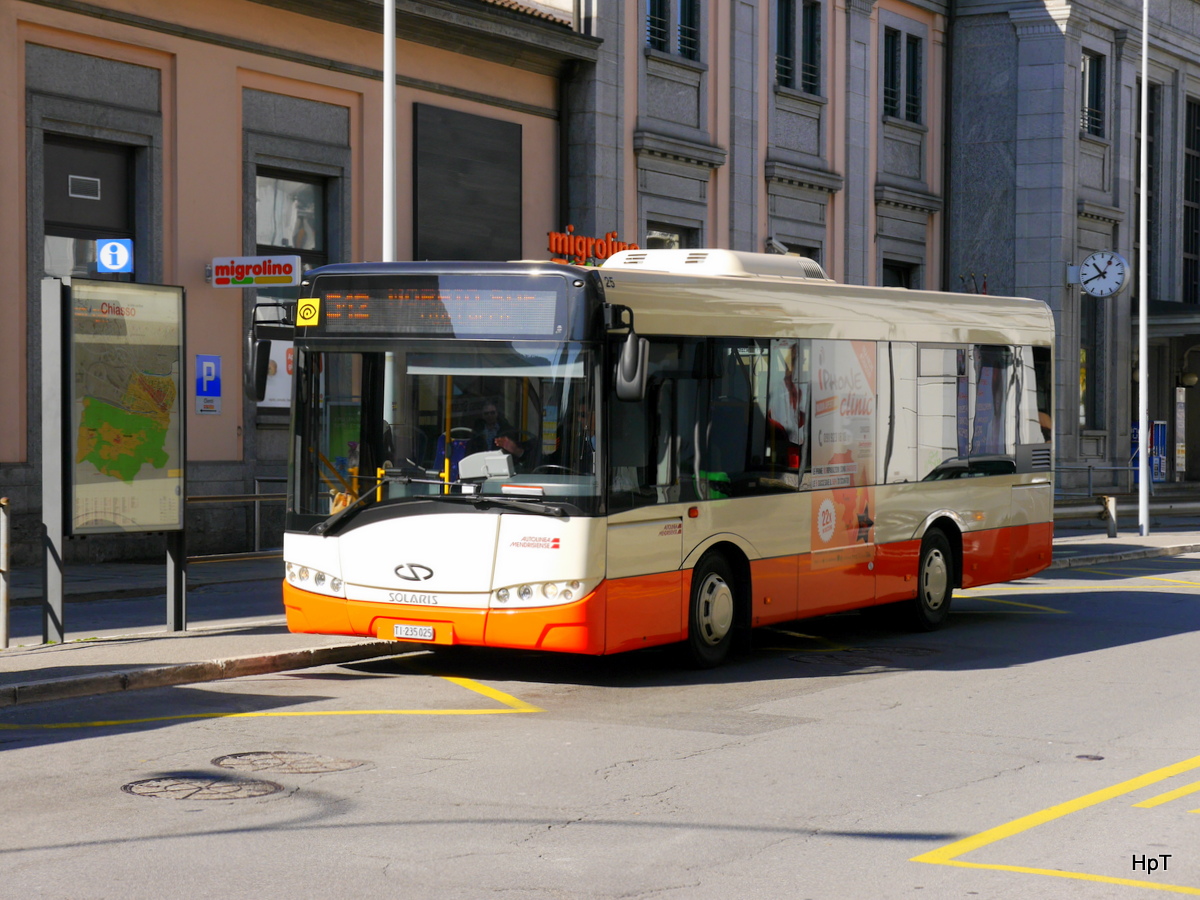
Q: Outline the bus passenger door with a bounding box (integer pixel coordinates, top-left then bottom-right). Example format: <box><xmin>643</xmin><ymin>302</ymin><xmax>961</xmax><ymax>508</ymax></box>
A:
<box><xmin>604</xmin><ymin>349</ymin><xmax>689</xmax><ymax>653</ymax></box>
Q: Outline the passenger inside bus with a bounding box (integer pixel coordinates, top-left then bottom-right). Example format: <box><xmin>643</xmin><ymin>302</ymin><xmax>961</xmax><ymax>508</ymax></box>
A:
<box><xmin>466</xmin><ymin>401</ymin><xmax>512</xmax><ymax>455</ymax></box>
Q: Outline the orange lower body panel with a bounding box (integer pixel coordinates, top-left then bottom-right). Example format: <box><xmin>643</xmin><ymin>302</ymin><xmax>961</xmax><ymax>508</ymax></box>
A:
<box><xmin>605</xmin><ymin>571</ymin><xmax>687</xmax><ymax>654</ymax></box>
<box><xmin>281</xmin><ymin>522</ymin><xmax>1052</xmax><ymax>655</ymax></box>
<box><xmin>283</xmin><ymin>581</ymin><xmax>606</xmax><ymax>655</ymax></box>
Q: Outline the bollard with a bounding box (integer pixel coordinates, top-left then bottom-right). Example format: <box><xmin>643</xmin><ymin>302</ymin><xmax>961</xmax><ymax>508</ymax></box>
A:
<box><xmin>1100</xmin><ymin>494</ymin><xmax>1118</xmax><ymax>539</ymax></box>
<box><xmin>0</xmin><ymin>497</ymin><xmax>8</xmax><ymax>649</ymax></box>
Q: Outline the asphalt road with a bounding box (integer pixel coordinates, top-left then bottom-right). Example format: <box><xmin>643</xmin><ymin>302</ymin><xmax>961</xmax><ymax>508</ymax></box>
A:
<box><xmin>3</xmin><ymin>554</ymin><xmax>1200</xmax><ymax>899</ymax></box>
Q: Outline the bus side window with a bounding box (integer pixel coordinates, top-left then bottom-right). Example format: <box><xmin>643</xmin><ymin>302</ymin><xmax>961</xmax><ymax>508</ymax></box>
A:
<box><xmin>768</xmin><ymin>338</ymin><xmax>809</xmax><ymax>487</ymax></box>
<box><xmin>704</xmin><ymin>340</ymin><xmax>798</xmax><ymax>497</ymax></box>
<box><xmin>609</xmin><ymin>339</ymin><xmax>699</xmax><ymax>510</ymax></box>
<box><xmin>916</xmin><ymin>345</ymin><xmax>967</xmax><ymax>481</ymax></box>
<box><xmin>969</xmin><ymin>345</ymin><xmax>1015</xmax><ymax>460</ymax></box>
<box><xmin>881</xmin><ymin>342</ymin><xmax>918</xmax><ymax>484</ymax></box>
<box><xmin>1033</xmin><ymin>346</ymin><xmax>1052</xmax><ymax>442</ymax></box>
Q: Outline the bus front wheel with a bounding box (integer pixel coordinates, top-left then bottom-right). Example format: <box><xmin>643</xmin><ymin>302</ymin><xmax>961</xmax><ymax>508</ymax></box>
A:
<box><xmin>687</xmin><ymin>554</ymin><xmax>737</xmax><ymax>667</ymax></box>
<box><xmin>908</xmin><ymin>530</ymin><xmax>953</xmax><ymax>631</ymax></box>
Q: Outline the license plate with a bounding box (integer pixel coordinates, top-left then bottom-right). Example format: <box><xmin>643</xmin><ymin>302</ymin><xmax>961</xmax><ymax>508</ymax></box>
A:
<box><xmin>394</xmin><ymin>623</ymin><xmax>434</xmax><ymax>641</ymax></box>
<box><xmin>391</xmin><ymin>624</ymin><xmax>434</xmax><ymax>643</ymax></box>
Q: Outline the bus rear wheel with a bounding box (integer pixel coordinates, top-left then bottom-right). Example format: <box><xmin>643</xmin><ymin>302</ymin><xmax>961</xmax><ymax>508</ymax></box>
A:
<box><xmin>687</xmin><ymin>553</ymin><xmax>737</xmax><ymax>667</ymax></box>
<box><xmin>907</xmin><ymin>530</ymin><xmax>953</xmax><ymax>631</ymax></box>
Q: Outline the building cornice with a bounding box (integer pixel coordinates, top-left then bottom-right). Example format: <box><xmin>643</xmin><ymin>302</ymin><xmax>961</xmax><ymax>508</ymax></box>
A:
<box><xmin>633</xmin><ymin>131</ymin><xmax>727</xmax><ymax>169</ymax></box>
<box><xmin>1008</xmin><ymin>3</ymin><xmax>1077</xmax><ymax>37</ymax></box>
<box><xmin>1077</xmin><ymin>198</ymin><xmax>1125</xmax><ymax>225</ymax></box>
<box><xmin>764</xmin><ymin>160</ymin><xmax>844</xmax><ymax>195</ymax></box>
<box><xmin>875</xmin><ymin>183</ymin><xmax>943</xmax><ymax>213</ymax></box>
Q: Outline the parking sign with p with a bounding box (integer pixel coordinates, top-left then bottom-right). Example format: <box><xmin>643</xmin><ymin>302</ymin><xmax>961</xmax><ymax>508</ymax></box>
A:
<box><xmin>195</xmin><ymin>354</ymin><xmax>221</xmax><ymax>415</ymax></box>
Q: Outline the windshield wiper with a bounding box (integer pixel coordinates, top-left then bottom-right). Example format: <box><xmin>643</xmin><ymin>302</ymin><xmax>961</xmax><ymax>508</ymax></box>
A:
<box><xmin>421</xmin><ymin>493</ymin><xmax>571</xmax><ymax>518</ymax></box>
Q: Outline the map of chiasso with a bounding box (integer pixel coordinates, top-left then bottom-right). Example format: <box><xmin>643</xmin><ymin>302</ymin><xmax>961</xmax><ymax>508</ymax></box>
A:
<box><xmin>74</xmin><ymin>343</ymin><xmax>178</xmax><ymax>484</ymax></box>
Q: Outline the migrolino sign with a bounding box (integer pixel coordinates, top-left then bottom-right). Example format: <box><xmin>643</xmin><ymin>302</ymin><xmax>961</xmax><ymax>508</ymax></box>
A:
<box><xmin>211</xmin><ymin>255</ymin><xmax>301</xmax><ymax>288</ymax></box>
<box><xmin>548</xmin><ymin>225</ymin><xmax>639</xmax><ymax>265</ymax></box>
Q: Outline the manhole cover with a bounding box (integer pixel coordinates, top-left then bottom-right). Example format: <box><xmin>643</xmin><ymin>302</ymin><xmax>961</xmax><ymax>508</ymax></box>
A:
<box><xmin>212</xmin><ymin>751</ymin><xmax>365</xmax><ymax>774</ymax></box>
<box><xmin>122</xmin><ymin>776</ymin><xmax>283</xmax><ymax>800</ymax></box>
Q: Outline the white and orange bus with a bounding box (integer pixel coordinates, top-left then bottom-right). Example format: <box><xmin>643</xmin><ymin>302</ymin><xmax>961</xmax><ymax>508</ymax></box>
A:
<box><xmin>268</xmin><ymin>249</ymin><xmax>1054</xmax><ymax>666</ymax></box>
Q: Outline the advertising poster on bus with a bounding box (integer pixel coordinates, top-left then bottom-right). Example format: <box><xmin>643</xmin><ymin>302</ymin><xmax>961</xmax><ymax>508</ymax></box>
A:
<box><xmin>811</xmin><ymin>340</ymin><xmax>875</xmax><ymax>488</ymax></box>
<box><xmin>810</xmin><ymin>340</ymin><xmax>876</xmax><ymax>569</ymax></box>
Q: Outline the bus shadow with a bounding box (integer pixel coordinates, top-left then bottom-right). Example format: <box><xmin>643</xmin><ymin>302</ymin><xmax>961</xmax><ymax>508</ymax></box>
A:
<box><xmin>344</xmin><ymin>579</ymin><xmax>1200</xmax><ymax>689</ymax></box>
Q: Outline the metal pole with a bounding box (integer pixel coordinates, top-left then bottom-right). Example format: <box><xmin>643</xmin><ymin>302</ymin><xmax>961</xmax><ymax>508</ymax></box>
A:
<box><xmin>0</xmin><ymin>497</ymin><xmax>9</xmax><ymax>649</ymax></box>
<box><xmin>41</xmin><ymin>278</ymin><xmax>65</xmax><ymax>645</ymax></box>
<box><xmin>1138</xmin><ymin>0</ymin><xmax>1150</xmax><ymax>535</ymax></box>
<box><xmin>254</xmin><ymin>478</ymin><xmax>262</xmax><ymax>554</ymax></box>
<box><xmin>382</xmin><ymin>0</ymin><xmax>396</xmax><ymax>262</ymax></box>
<box><xmin>166</xmin><ymin>528</ymin><xmax>187</xmax><ymax>632</ymax></box>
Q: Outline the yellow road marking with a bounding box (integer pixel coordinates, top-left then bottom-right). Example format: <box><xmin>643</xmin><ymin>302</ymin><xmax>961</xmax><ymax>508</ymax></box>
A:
<box><xmin>1144</xmin><ymin>576</ymin><xmax>1200</xmax><ymax>587</ymax></box>
<box><xmin>0</xmin><ymin>674</ymin><xmax>542</xmax><ymax>730</ymax></box>
<box><xmin>1135</xmin><ymin>780</ymin><xmax>1200</xmax><ymax>808</ymax></box>
<box><xmin>913</xmin><ymin>753</ymin><xmax>1200</xmax><ymax>894</ymax></box>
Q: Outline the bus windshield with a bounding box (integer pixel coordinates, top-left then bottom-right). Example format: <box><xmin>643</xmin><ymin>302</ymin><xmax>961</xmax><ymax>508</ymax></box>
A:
<box><xmin>289</xmin><ymin>340</ymin><xmax>599</xmax><ymax>523</ymax></box>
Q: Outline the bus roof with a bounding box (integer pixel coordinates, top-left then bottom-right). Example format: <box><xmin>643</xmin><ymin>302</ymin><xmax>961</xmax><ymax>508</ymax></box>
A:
<box><xmin>600</xmin><ymin>249</ymin><xmax>1055</xmax><ymax>347</ymax></box>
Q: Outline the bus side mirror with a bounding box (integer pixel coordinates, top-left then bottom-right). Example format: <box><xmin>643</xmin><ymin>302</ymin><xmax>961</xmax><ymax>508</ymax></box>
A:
<box><xmin>246</xmin><ymin>338</ymin><xmax>271</xmax><ymax>401</ymax></box>
<box><xmin>615</xmin><ymin>331</ymin><xmax>648</xmax><ymax>402</ymax></box>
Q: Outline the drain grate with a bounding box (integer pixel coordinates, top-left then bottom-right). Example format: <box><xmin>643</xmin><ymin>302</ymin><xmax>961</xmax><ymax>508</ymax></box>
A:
<box><xmin>122</xmin><ymin>776</ymin><xmax>283</xmax><ymax>800</ymax></box>
<box><xmin>212</xmin><ymin>751</ymin><xmax>366</xmax><ymax>774</ymax></box>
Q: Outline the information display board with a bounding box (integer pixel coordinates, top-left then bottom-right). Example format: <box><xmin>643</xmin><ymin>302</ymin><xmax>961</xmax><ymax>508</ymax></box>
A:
<box><xmin>65</xmin><ymin>280</ymin><xmax>185</xmax><ymax>534</ymax></box>
<box><xmin>307</xmin><ymin>274</ymin><xmax>568</xmax><ymax>340</ymax></box>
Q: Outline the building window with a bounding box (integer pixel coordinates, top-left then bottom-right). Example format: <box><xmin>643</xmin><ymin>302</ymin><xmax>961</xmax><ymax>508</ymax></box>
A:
<box><xmin>1081</xmin><ymin>52</ymin><xmax>1105</xmax><ymax>137</ymax></box>
<box><xmin>905</xmin><ymin>34</ymin><xmax>922</xmax><ymax>122</ymax></box>
<box><xmin>678</xmin><ymin>0</ymin><xmax>700</xmax><ymax>60</ymax></box>
<box><xmin>647</xmin><ymin>0</ymin><xmax>701</xmax><ymax>60</ymax></box>
<box><xmin>1185</xmin><ymin>99</ymin><xmax>1200</xmax><ymax>304</ymax></box>
<box><xmin>646</xmin><ymin>222</ymin><xmax>699</xmax><ymax>249</ymax></box>
<box><xmin>777</xmin><ymin>1</ymin><xmax>821</xmax><ymax>94</ymax></box>
<box><xmin>883</xmin><ymin>29</ymin><xmax>900</xmax><ymax>117</ymax></box>
<box><xmin>43</xmin><ymin>136</ymin><xmax>135</xmax><ymax>281</ymax></box>
<box><xmin>882</xmin><ymin>260</ymin><xmax>916</xmax><ymax>288</ymax></box>
<box><xmin>255</xmin><ymin>170</ymin><xmax>326</xmax><ymax>409</ymax></box>
<box><xmin>256</xmin><ymin>170</ymin><xmax>326</xmax><ymax>283</ymax></box>
<box><xmin>255</xmin><ymin>169</ymin><xmax>326</xmax><ymax>318</ymax></box>
<box><xmin>883</xmin><ymin>27</ymin><xmax>922</xmax><ymax>123</ymax></box>
<box><xmin>647</xmin><ymin>0</ymin><xmax>669</xmax><ymax>51</ymax></box>
<box><xmin>776</xmin><ymin>0</ymin><xmax>795</xmax><ymax>86</ymax></box>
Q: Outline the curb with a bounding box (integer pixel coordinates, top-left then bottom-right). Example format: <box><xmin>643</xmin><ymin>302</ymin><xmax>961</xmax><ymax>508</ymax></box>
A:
<box><xmin>1048</xmin><ymin>542</ymin><xmax>1200</xmax><ymax>569</ymax></box>
<box><xmin>0</xmin><ymin>640</ymin><xmax>401</xmax><ymax>709</ymax></box>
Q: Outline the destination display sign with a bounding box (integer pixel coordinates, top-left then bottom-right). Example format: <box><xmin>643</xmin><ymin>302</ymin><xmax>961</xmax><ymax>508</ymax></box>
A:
<box><xmin>309</xmin><ymin>276</ymin><xmax>565</xmax><ymax>339</ymax></box>
<box><xmin>66</xmin><ymin>280</ymin><xmax>185</xmax><ymax>535</ymax></box>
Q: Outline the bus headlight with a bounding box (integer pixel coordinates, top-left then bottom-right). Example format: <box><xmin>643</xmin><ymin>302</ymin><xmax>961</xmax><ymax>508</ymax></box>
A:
<box><xmin>490</xmin><ymin>578</ymin><xmax>600</xmax><ymax>609</ymax></box>
<box><xmin>286</xmin><ymin>561</ymin><xmax>346</xmax><ymax>598</ymax></box>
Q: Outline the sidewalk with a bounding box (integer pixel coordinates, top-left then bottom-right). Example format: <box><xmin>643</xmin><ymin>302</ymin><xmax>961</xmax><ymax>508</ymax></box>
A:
<box><xmin>3</xmin><ymin>524</ymin><xmax>1200</xmax><ymax>709</ymax></box>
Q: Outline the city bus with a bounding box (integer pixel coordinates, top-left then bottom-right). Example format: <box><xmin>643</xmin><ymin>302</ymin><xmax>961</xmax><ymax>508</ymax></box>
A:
<box><xmin>263</xmin><ymin>249</ymin><xmax>1054</xmax><ymax>666</ymax></box>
